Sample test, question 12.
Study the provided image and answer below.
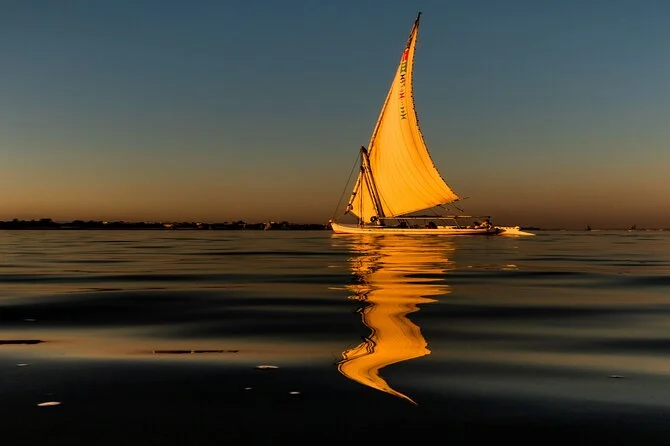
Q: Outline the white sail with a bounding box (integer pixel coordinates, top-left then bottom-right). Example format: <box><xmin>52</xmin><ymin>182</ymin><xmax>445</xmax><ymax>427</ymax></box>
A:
<box><xmin>347</xmin><ymin>14</ymin><xmax>460</xmax><ymax>223</ymax></box>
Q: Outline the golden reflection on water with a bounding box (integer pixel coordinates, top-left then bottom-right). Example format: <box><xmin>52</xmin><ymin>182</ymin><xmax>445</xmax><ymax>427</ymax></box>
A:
<box><xmin>335</xmin><ymin>235</ymin><xmax>454</xmax><ymax>404</ymax></box>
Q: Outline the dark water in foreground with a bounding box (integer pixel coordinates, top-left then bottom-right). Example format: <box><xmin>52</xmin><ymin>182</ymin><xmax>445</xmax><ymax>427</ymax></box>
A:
<box><xmin>1</xmin><ymin>230</ymin><xmax>670</xmax><ymax>444</ymax></box>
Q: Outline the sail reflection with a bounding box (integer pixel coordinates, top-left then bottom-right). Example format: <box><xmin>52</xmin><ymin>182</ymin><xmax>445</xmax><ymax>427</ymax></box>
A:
<box><xmin>335</xmin><ymin>235</ymin><xmax>454</xmax><ymax>404</ymax></box>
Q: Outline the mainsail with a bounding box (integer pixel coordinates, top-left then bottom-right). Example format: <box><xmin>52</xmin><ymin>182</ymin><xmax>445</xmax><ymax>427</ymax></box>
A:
<box><xmin>346</xmin><ymin>13</ymin><xmax>460</xmax><ymax>224</ymax></box>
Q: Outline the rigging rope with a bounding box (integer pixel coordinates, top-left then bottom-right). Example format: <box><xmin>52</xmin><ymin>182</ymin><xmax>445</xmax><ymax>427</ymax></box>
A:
<box><xmin>331</xmin><ymin>152</ymin><xmax>362</xmax><ymax>221</ymax></box>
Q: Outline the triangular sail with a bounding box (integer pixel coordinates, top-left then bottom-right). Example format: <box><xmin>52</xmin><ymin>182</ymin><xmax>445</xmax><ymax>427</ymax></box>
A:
<box><xmin>347</xmin><ymin>14</ymin><xmax>460</xmax><ymax>223</ymax></box>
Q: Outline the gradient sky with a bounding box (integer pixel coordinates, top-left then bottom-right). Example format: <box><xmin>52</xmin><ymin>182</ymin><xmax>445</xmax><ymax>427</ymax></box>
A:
<box><xmin>2</xmin><ymin>0</ymin><xmax>669</xmax><ymax>229</ymax></box>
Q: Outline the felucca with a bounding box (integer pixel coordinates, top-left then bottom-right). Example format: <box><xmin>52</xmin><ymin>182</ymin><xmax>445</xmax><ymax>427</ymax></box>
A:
<box><xmin>330</xmin><ymin>13</ymin><xmax>533</xmax><ymax>236</ymax></box>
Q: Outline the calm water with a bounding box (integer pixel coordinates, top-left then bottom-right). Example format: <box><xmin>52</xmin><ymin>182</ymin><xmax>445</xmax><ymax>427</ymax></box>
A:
<box><xmin>2</xmin><ymin>229</ymin><xmax>670</xmax><ymax>444</ymax></box>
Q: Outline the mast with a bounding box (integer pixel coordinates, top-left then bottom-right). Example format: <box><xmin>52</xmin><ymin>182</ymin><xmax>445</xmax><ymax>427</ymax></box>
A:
<box><xmin>343</xmin><ymin>12</ymin><xmax>460</xmax><ymax>224</ymax></box>
<box><xmin>360</xmin><ymin>146</ymin><xmax>385</xmax><ymax>223</ymax></box>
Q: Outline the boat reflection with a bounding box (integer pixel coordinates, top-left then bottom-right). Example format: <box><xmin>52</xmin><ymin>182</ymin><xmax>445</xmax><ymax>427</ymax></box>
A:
<box><xmin>334</xmin><ymin>235</ymin><xmax>454</xmax><ymax>404</ymax></box>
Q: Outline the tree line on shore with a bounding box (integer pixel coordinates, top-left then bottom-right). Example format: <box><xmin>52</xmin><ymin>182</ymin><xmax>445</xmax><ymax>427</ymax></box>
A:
<box><xmin>2</xmin><ymin>218</ymin><xmax>666</xmax><ymax>232</ymax></box>
<box><xmin>0</xmin><ymin>218</ymin><xmax>330</xmax><ymax>230</ymax></box>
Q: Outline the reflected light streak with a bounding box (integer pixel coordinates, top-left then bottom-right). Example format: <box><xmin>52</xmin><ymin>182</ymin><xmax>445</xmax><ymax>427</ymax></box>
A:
<box><xmin>334</xmin><ymin>235</ymin><xmax>454</xmax><ymax>404</ymax></box>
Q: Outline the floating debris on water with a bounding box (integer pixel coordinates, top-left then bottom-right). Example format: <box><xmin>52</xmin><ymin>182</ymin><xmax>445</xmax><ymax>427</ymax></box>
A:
<box><xmin>152</xmin><ymin>349</ymin><xmax>239</xmax><ymax>354</ymax></box>
<box><xmin>16</xmin><ymin>363</ymin><xmax>30</xmax><ymax>367</ymax></box>
<box><xmin>37</xmin><ymin>401</ymin><xmax>61</xmax><ymax>407</ymax></box>
<box><xmin>609</xmin><ymin>374</ymin><xmax>625</xmax><ymax>379</ymax></box>
<box><xmin>244</xmin><ymin>387</ymin><xmax>253</xmax><ymax>391</ymax></box>
<box><xmin>23</xmin><ymin>318</ymin><xmax>37</xmax><ymax>322</ymax></box>
<box><xmin>289</xmin><ymin>391</ymin><xmax>300</xmax><ymax>395</ymax></box>
<box><xmin>0</xmin><ymin>340</ymin><xmax>43</xmax><ymax>345</ymax></box>
<box><xmin>255</xmin><ymin>365</ymin><xmax>279</xmax><ymax>370</ymax></box>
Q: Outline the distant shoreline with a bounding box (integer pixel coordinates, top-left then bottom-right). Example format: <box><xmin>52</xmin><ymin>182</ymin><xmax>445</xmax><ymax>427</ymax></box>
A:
<box><xmin>0</xmin><ymin>219</ymin><xmax>667</xmax><ymax>231</ymax></box>
<box><xmin>0</xmin><ymin>219</ymin><xmax>329</xmax><ymax>231</ymax></box>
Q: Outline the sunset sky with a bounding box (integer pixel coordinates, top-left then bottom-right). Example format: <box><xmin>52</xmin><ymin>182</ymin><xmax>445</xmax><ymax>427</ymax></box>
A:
<box><xmin>2</xmin><ymin>0</ymin><xmax>669</xmax><ymax>229</ymax></box>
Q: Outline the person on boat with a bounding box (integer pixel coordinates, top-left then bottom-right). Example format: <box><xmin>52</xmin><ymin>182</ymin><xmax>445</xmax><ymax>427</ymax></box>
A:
<box><xmin>426</xmin><ymin>221</ymin><xmax>437</xmax><ymax>229</ymax></box>
<box><xmin>369</xmin><ymin>216</ymin><xmax>385</xmax><ymax>226</ymax></box>
<box><xmin>473</xmin><ymin>218</ymin><xmax>491</xmax><ymax>229</ymax></box>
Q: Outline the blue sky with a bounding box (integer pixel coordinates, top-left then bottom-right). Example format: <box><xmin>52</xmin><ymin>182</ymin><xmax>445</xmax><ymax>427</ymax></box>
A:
<box><xmin>1</xmin><ymin>0</ymin><xmax>669</xmax><ymax>228</ymax></box>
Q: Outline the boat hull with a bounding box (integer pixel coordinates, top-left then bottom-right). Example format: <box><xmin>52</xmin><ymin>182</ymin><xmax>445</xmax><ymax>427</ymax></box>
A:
<box><xmin>330</xmin><ymin>222</ymin><xmax>497</xmax><ymax>235</ymax></box>
<box><xmin>330</xmin><ymin>222</ymin><xmax>534</xmax><ymax>236</ymax></box>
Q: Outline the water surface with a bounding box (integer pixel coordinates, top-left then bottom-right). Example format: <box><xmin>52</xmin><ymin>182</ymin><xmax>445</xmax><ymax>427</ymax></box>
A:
<box><xmin>1</xmin><ymin>230</ymin><xmax>670</xmax><ymax>444</ymax></box>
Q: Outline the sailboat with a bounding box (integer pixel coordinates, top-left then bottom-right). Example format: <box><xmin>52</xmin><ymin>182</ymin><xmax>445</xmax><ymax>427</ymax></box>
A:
<box><xmin>330</xmin><ymin>13</ymin><xmax>533</xmax><ymax>236</ymax></box>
